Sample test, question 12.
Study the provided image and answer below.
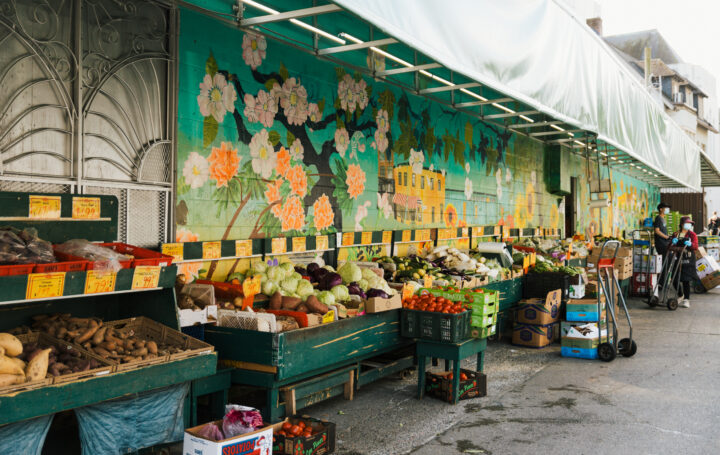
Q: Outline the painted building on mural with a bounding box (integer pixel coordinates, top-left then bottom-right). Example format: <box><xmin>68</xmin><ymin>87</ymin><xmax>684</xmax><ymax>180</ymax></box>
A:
<box><xmin>175</xmin><ymin>7</ymin><xmax>660</xmax><ymax>271</ymax></box>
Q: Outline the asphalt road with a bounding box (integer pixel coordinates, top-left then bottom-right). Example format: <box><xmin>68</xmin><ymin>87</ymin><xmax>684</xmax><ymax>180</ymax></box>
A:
<box><xmin>305</xmin><ymin>290</ymin><xmax>720</xmax><ymax>455</ymax></box>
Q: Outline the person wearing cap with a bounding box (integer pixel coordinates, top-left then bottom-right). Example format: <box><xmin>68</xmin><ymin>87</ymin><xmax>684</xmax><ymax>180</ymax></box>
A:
<box><xmin>654</xmin><ymin>203</ymin><xmax>671</xmax><ymax>257</ymax></box>
<box><xmin>670</xmin><ymin>216</ymin><xmax>699</xmax><ymax>308</ymax></box>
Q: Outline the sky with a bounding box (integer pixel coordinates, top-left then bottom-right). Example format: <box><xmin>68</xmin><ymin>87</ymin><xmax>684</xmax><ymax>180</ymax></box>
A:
<box><xmin>589</xmin><ymin>0</ymin><xmax>720</xmax><ymax>96</ymax></box>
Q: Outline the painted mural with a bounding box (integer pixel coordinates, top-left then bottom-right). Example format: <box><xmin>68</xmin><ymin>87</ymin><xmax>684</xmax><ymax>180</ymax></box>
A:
<box><xmin>176</xmin><ymin>8</ymin><xmax>658</xmax><ymax>262</ymax></box>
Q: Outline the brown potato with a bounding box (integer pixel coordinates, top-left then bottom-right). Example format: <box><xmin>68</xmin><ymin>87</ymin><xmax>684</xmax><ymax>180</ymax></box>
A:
<box><xmin>269</xmin><ymin>292</ymin><xmax>282</xmax><ymax>310</ymax></box>
<box><xmin>25</xmin><ymin>348</ymin><xmax>51</xmax><ymax>381</ymax></box>
<box><xmin>295</xmin><ymin>304</ymin><xmax>309</xmax><ymax>313</ymax></box>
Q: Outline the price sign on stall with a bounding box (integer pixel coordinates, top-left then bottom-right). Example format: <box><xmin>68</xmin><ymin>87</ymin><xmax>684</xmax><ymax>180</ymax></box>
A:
<box><xmin>26</xmin><ymin>272</ymin><xmax>65</xmax><ymax>299</ymax></box>
<box><xmin>162</xmin><ymin>243</ymin><xmax>184</xmax><ymax>262</ymax></box>
<box><xmin>401</xmin><ymin>283</ymin><xmax>414</xmax><ymax>303</ymax></box>
<box><xmin>132</xmin><ymin>266</ymin><xmax>161</xmax><ymax>289</ymax></box>
<box><xmin>271</xmin><ymin>238</ymin><xmax>287</xmax><ymax>255</ymax></box>
<box><xmin>28</xmin><ymin>195</ymin><xmax>61</xmax><ymax>219</ymax></box>
<box><xmin>241</xmin><ymin>275</ymin><xmax>262</xmax><ymax>310</ymax></box>
<box><xmin>382</xmin><ymin>231</ymin><xmax>393</xmax><ymax>244</ymax></box>
<box><xmin>202</xmin><ymin>241</ymin><xmax>221</xmax><ymax>260</ymax></box>
<box><xmin>423</xmin><ymin>275</ymin><xmax>433</xmax><ymax>289</ymax></box>
<box><xmin>316</xmin><ymin>235</ymin><xmax>329</xmax><ymax>251</ymax></box>
<box><xmin>402</xmin><ymin>230</ymin><xmax>412</xmax><ymax>243</ymax></box>
<box><xmin>321</xmin><ymin>310</ymin><xmax>336</xmax><ymax>324</ymax></box>
<box><xmin>84</xmin><ymin>270</ymin><xmax>116</xmax><ymax>294</ymax></box>
<box><xmin>292</xmin><ymin>236</ymin><xmax>306</xmax><ymax>252</ymax></box>
<box><xmin>235</xmin><ymin>240</ymin><xmax>252</xmax><ymax>257</ymax></box>
<box><xmin>71</xmin><ymin>197</ymin><xmax>101</xmax><ymax>219</ymax></box>
<box><xmin>342</xmin><ymin>232</ymin><xmax>354</xmax><ymax>246</ymax></box>
<box><xmin>361</xmin><ymin>232</ymin><xmax>372</xmax><ymax>245</ymax></box>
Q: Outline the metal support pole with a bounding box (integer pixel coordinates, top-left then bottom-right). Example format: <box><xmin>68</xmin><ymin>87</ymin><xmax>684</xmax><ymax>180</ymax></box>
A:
<box><xmin>74</xmin><ymin>0</ymin><xmax>83</xmax><ymax>190</ymax></box>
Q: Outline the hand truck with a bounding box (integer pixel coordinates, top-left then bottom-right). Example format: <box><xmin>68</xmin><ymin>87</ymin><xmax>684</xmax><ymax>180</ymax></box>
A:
<box><xmin>647</xmin><ymin>244</ymin><xmax>686</xmax><ymax>311</ymax></box>
<box><xmin>630</xmin><ymin>229</ymin><xmax>654</xmax><ymax>298</ymax></box>
<box><xmin>596</xmin><ymin>240</ymin><xmax>637</xmax><ymax>362</ymax></box>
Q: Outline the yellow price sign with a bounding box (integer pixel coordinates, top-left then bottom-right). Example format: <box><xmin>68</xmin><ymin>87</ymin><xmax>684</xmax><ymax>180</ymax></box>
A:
<box><xmin>132</xmin><ymin>266</ymin><xmax>161</xmax><ymax>289</ymax></box>
<box><xmin>423</xmin><ymin>275</ymin><xmax>433</xmax><ymax>288</ymax></box>
<box><xmin>271</xmin><ymin>237</ymin><xmax>287</xmax><ymax>254</ymax></box>
<box><xmin>292</xmin><ymin>236</ymin><xmax>306</xmax><ymax>252</ymax></box>
<box><xmin>26</xmin><ymin>272</ymin><xmax>65</xmax><ymax>300</ymax></box>
<box><xmin>71</xmin><ymin>197</ymin><xmax>101</xmax><ymax>219</ymax></box>
<box><xmin>316</xmin><ymin>235</ymin><xmax>329</xmax><ymax>251</ymax></box>
<box><xmin>494</xmin><ymin>226</ymin><xmax>502</xmax><ymax>237</ymax></box>
<box><xmin>84</xmin><ymin>270</ymin><xmax>116</xmax><ymax>294</ymax></box>
<box><xmin>241</xmin><ymin>275</ymin><xmax>262</xmax><ymax>310</ymax></box>
<box><xmin>322</xmin><ymin>310</ymin><xmax>336</xmax><ymax>324</ymax></box>
<box><xmin>162</xmin><ymin>243</ymin><xmax>184</xmax><ymax>262</ymax></box>
<box><xmin>342</xmin><ymin>232</ymin><xmax>354</xmax><ymax>246</ymax></box>
<box><xmin>401</xmin><ymin>283</ymin><xmax>414</xmax><ymax>303</ymax></box>
<box><xmin>202</xmin><ymin>241</ymin><xmax>221</xmax><ymax>260</ymax></box>
<box><xmin>417</xmin><ymin>229</ymin><xmax>430</xmax><ymax>242</ymax></box>
<box><xmin>235</xmin><ymin>239</ymin><xmax>252</xmax><ymax>257</ymax></box>
<box><xmin>382</xmin><ymin>231</ymin><xmax>393</xmax><ymax>244</ymax></box>
<box><xmin>29</xmin><ymin>195</ymin><xmax>61</xmax><ymax>219</ymax></box>
<box><xmin>438</xmin><ymin>229</ymin><xmax>450</xmax><ymax>240</ymax></box>
<box><xmin>361</xmin><ymin>231</ymin><xmax>372</xmax><ymax>245</ymax></box>
<box><xmin>402</xmin><ymin>230</ymin><xmax>411</xmax><ymax>243</ymax></box>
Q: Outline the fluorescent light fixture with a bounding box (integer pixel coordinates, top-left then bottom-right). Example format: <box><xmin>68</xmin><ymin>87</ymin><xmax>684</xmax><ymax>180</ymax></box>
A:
<box><xmin>550</xmin><ymin>125</ymin><xmax>565</xmax><ymax>131</ymax></box>
<box><xmin>244</xmin><ymin>0</ymin><xmax>346</xmax><ymax>44</ymax></box>
<box><xmin>518</xmin><ymin>115</ymin><xmax>535</xmax><ymax>122</ymax></box>
<box><xmin>610</xmin><ymin>156</ymin><xmax>617</xmax><ymax>160</ymax></box>
<box><xmin>600</xmin><ymin>152</ymin><xmax>607</xmax><ymax>157</ymax></box>
<box><xmin>573</xmin><ymin>140</ymin><xmax>584</xmax><ymax>146</ymax></box>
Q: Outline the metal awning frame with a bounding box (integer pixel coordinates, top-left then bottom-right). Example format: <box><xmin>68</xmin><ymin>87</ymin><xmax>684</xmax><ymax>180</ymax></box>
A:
<box><xmin>184</xmin><ymin>0</ymin><xmax>712</xmax><ymax>190</ymax></box>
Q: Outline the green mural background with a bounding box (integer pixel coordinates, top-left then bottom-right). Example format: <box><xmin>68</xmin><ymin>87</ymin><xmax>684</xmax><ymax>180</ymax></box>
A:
<box><xmin>176</xmin><ymin>8</ymin><xmax>659</xmax><ymax>248</ymax></box>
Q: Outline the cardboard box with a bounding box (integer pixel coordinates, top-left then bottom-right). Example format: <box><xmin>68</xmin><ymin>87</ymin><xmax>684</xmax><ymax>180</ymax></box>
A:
<box><xmin>702</xmin><ymin>273</ymin><xmax>720</xmax><ymax>290</ymax></box>
<box><xmin>363</xmin><ymin>293</ymin><xmax>401</xmax><ymax>313</ymax></box>
<box><xmin>183</xmin><ymin>420</ymin><xmax>278</xmax><ymax>455</ymax></box>
<box><xmin>515</xmin><ymin>289</ymin><xmax>562</xmax><ymax>325</ymax></box>
<box><xmin>512</xmin><ymin>322</ymin><xmax>560</xmax><ymax>348</ymax></box>
<box><xmin>425</xmin><ymin>369</ymin><xmax>487</xmax><ymax>402</ymax></box>
<box><xmin>273</xmin><ymin>415</ymin><xmax>336</xmax><ymax>455</ymax></box>
<box><xmin>566</xmin><ymin>299</ymin><xmax>606</xmax><ymax>322</ymax></box>
<box><xmin>696</xmin><ymin>255</ymin><xmax>720</xmax><ymax>280</ymax></box>
<box><xmin>560</xmin><ymin>321</ymin><xmax>609</xmax><ymax>340</ymax></box>
<box><xmin>633</xmin><ymin>255</ymin><xmax>662</xmax><ymax>273</ymax></box>
<box><xmin>179</xmin><ymin>308</ymin><xmax>208</xmax><ymax>327</ymax></box>
<box><xmin>560</xmin><ymin>320</ymin><xmax>611</xmax><ymax>360</ymax></box>
<box><xmin>568</xmin><ymin>283</ymin><xmax>585</xmax><ymax>299</ymax></box>
<box><xmin>696</xmin><ymin>247</ymin><xmax>708</xmax><ymax>259</ymax></box>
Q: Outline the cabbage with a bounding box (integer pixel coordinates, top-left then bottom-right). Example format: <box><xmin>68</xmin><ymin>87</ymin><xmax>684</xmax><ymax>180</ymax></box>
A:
<box><xmin>357</xmin><ymin>278</ymin><xmax>370</xmax><ymax>292</ymax></box>
<box><xmin>279</xmin><ymin>262</ymin><xmax>295</xmax><ymax>274</ymax></box>
<box><xmin>317</xmin><ymin>291</ymin><xmax>336</xmax><ymax>306</ymax></box>
<box><xmin>280</xmin><ymin>277</ymin><xmax>299</xmax><ymax>293</ymax></box>
<box><xmin>253</xmin><ymin>273</ymin><xmax>267</xmax><ymax>283</ymax></box>
<box><xmin>361</xmin><ymin>268</ymin><xmax>378</xmax><ymax>281</ymax></box>
<box><xmin>262</xmin><ymin>281</ymin><xmax>278</xmax><ymax>296</ymax></box>
<box><xmin>296</xmin><ymin>279</ymin><xmax>314</xmax><ymax>299</ymax></box>
<box><xmin>330</xmin><ymin>285</ymin><xmax>349</xmax><ymax>302</ymax></box>
<box><xmin>338</xmin><ymin>263</ymin><xmax>362</xmax><ymax>284</ymax></box>
<box><xmin>290</xmin><ymin>272</ymin><xmax>302</xmax><ymax>281</ymax></box>
<box><xmin>249</xmin><ymin>262</ymin><xmax>267</xmax><ymax>276</ymax></box>
<box><xmin>266</xmin><ymin>266</ymin><xmax>286</xmax><ymax>283</ymax></box>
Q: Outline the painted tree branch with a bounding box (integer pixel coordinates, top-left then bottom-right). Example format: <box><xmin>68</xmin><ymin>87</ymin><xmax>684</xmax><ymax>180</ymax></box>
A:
<box><xmin>206</xmin><ymin>192</ymin><xmax>252</xmax><ymax>280</ymax></box>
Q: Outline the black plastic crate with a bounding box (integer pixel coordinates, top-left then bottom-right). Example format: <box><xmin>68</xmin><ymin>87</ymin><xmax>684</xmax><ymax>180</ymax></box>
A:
<box><xmin>523</xmin><ymin>272</ymin><xmax>570</xmax><ymax>300</ymax></box>
<box><xmin>401</xmin><ymin>309</ymin><xmax>471</xmax><ymax>343</ymax></box>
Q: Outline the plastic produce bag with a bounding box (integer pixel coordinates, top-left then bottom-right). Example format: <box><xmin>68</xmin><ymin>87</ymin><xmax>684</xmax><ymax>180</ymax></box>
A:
<box><xmin>0</xmin><ymin>414</ymin><xmax>54</xmax><ymax>455</ymax></box>
<box><xmin>75</xmin><ymin>383</ymin><xmax>189</xmax><ymax>455</ymax></box>
<box><xmin>0</xmin><ymin>227</ymin><xmax>55</xmax><ymax>265</ymax></box>
<box><xmin>55</xmin><ymin>239</ymin><xmax>131</xmax><ymax>272</ymax></box>
<box><xmin>222</xmin><ymin>405</ymin><xmax>264</xmax><ymax>438</ymax></box>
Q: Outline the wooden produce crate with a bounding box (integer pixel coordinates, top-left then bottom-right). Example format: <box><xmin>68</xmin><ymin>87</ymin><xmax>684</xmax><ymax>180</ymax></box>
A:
<box><xmin>106</xmin><ymin>317</ymin><xmax>214</xmax><ymax>371</ymax></box>
<box><xmin>16</xmin><ymin>332</ymin><xmax>114</xmax><ymax>384</ymax></box>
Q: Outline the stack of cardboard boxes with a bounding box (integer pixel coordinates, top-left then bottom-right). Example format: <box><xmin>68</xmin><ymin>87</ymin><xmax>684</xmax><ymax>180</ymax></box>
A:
<box><xmin>696</xmin><ymin>247</ymin><xmax>720</xmax><ymax>290</ymax></box>
<box><xmin>561</xmin><ymin>297</ymin><xmax>608</xmax><ymax>360</ymax></box>
<box><xmin>586</xmin><ymin>245</ymin><xmax>633</xmax><ymax>281</ymax></box>
<box><xmin>512</xmin><ymin>289</ymin><xmax>561</xmax><ymax>348</ymax></box>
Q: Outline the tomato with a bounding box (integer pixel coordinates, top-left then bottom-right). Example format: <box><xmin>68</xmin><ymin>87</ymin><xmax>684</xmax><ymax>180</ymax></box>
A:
<box><xmin>282</xmin><ymin>422</ymin><xmax>292</xmax><ymax>431</ymax></box>
<box><xmin>460</xmin><ymin>373</ymin><xmax>468</xmax><ymax>381</ymax></box>
<box><xmin>298</xmin><ymin>421</ymin><xmax>306</xmax><ymax>429</ymax></box>
<box><xmin>303</xmin><ymin>430</ymin><xmax>313</xmax><ymax>438</ymax></box>
<box><xmin>448</xmin><ymin>373</ymin><xmax>453</xmax><ymax>379</ymax></box>
<box><xmin>290</xmin><ymin>425</ymin><xmax>303</xmax><ymax>436</ymax></box>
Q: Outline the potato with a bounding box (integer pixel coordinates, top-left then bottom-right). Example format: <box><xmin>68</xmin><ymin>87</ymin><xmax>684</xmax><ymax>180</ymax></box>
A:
<box><xmin>295</xmin><ymin>304</ymin><xmax>309</xmax><ymax>313</ymax></box>
<box><xmin>0</xmin><ymin>374</ymin><xmax>24</xmax><ymax>387</ymax></box>
<box><xmin>0</xmin><ymin>355</ymin><xmax>25</xmax><ymax>376</ymax></box>
<box><xmin>233</xmin><ymin>297</ymin><xmax>245</xmax><ymax>308</ymax></box>
<box><xmin>92</xmin><ymin>326</ymin><xmax>108</xmax><ymax>345</ymax></box>
<box><xmin>0</xmin><ymin>333</ymin><xmax>23</xmax><ymax>357</ymax></box>
<box><xmin>25</xmin><ymin>348</ymin><xmax>51</xmax><ymax>381</ymax></box>
<box><xmin>304</xmin><ymin>295</ymin><xmax>328</xmax><ymax>314</ymax></box>
<box><xmin>281</xmin><ymin>296</ymin><xmax>302</xmax><ymax>310</ymax></box>
<box><xmin>10</xmin><ymin>357</ymin><xmax>26</xmax><ymax>371</ymax></box>
<box><xmin>269</xmin><ymin>292</ymin><xmax>282</xmax><ymax>310</ymax></box>
<box><xmin>146</xmin><ymin>341</ymin><xmax>158</xmax><ymax>355</ymax></box>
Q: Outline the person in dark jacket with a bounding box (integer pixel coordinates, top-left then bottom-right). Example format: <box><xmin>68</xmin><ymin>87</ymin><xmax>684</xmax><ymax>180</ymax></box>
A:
<box><xmin>670</xmin><ymin>216</ymin><xmax>699</xmax><ymax>308</ymax></box>
<box><xmin>654</xmin><ymin>203</ymin><xmax>671</xmax><ymax>256</ymax></box>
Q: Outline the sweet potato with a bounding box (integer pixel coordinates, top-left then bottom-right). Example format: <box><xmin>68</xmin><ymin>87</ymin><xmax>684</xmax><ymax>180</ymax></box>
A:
<box><xmin>0</xmin><ymin>355</ymin><xmax>25</xmax><ymax>376</ymax></box>
<box><xmin>75</xmin><ymin>320</ymin><xmax>100</xmax><ymax>344</ymax></box>
<box><xmin>281</xmin><ymin>296</ymin><xmax>302</xmax><ymax>310</ymax></box>
<box><xmin>295</xmin><ymin>303</ymin><xmax>309</xmax><ymax>313</ymax></box>
<box><xmin>0</xmin><ymin>333</ymin><xmax>23</xmax><ymax>357</ymax></box>
<box><xmin>269</xmin><ymin>292</ymin><xmax>282</xmax><ymax>310</ymax></box>
<box><xmin>131</xmin><ymin>347</ymin><xmax>148</xmax><ymax>357</ymax></box>
<box><xmin>146</xmin><ymin>341</ymin><xmax>158</xmax><ymax>355</ymax></box>
<box><xmin>304</xmin><ymin>295</ymin><xmax>328</xmax><ymax>314</ymax></box>
<box><xmin>25</xmin><ymin>348</ymin><xmax>51</xmax><ymax>381</ymax></box>
<box><xmin>0</xmin><ymin>374</ymin><xmax>24</xmax><ymax>387</ymax></box>
<box><xmin>92</xmin><ymin>326</ymin><xmax>108</xmax><ymax>345</ymax></box>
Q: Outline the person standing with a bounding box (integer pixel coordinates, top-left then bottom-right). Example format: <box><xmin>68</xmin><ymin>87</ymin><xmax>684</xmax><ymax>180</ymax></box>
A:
<box><xmin>670</xmin><ymin>216</ymin><xmax>699</xmax><ymax>308</ymax></box>
<box><xmin>654</xmin><ymin>203</ymin><xmax>671</xmax><ymax>257</ymax></box>
<box><xmin>709</xmin><ymin>211</ymin><xmax>718</xmax><ymax>235</ymax></box>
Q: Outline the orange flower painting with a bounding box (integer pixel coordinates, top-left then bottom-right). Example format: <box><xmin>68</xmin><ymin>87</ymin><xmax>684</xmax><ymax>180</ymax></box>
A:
<box><xmin>207</xmin><ymin>142</ymin><xmax>240</xmax><ymax>188</ymax></box>
<box><xmin>276</xmin><ymin>147</ymin><xmax>291</xmax><ymax>178</ymax></box>
<box><xmin>264</xmin><ymin>178</ymin><xmax>284</xmax><ymax>218</ymax></box>
<box><xmin>281</xmin><ymin>195</ymin><xmax>305</xmax><ymax>231</ymax></box>
<box><xmin>345</xmin><ymin>164</ymin><xmax>365</xmax><ymax>200</ymax></box>
<box><xmin>313</xmin><ymin>194</ymin><xmax>334</xmax><ymax>230</ymax></box>
<box><xmin>286</xmin><ymin>164</ymin><xmax>307</xmax><ymax>197</ymax></box>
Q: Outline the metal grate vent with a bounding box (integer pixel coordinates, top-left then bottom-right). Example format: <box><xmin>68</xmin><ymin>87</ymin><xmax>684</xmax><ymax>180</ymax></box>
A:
<box><xmin>128</xmin><ymin>189</ymin><xmax>167</xmax><ymax>247</ymax></box>
<box><xmin>0</xmin><ymin>181</ymin><xmax>72</xmax><ymax>194</ymax></box>
<box><xmin>84</xmin><ymin>186</ymin><xmax>128</xmax><ymax>242</ymax></box>
<box><xmin>140</xmin><ymin>142</ymin><xmax>172</xmax><ymax>184</ymax></box>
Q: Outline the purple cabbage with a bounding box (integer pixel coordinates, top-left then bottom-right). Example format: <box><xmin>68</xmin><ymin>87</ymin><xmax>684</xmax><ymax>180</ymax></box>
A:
<box><xmin>367</xmin><ymin>288</ymin><xmax>389</xmax><ymax>299</ymax></box>
<box><xmin>319</xmin><ymin>272</ymin><xmax>342</xmax><ymax>290</ymax></box>
<box><xmin>307</xmin><ymin>262</ymin><xmax>320</xmax><ymax>275</ymax></box>
<box><xmin>313</xmin><ymin>267</ymin><xmax>329</xmax><ymax>282</ymax></box>
<box><xmin>222</xmin><ymin>408</ymin><xmax>264</xmax><ymax>438</ymax></box>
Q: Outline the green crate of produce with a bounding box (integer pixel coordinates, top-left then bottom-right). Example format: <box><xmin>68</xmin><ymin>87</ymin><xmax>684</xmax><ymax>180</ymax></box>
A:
<box><xmin>471</xmin><ymin>324</ymin><xmax>496</xmax><ymax>339</ymax></box>
<box><xmin>471</xmin><ymin>311</ymin><xmax>497</xmax><ymax>328</ymax></box>
<box><xmin>401</xmin><ymin>308</ymin><xmax>471</xmax><ymax>343</ymax></box>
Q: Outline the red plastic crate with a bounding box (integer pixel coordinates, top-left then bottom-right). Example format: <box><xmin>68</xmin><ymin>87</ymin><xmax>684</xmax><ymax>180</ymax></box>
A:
<box><xmin>0</xmin><ymin>263</ymin><xmax>35</xmax><ymax>276</ymax></box>
<box><xmin>35</xmin><ymin>249</ymin><xmax>88</xmax><ymax>273</ymax></box>
<box><xmin>98</xmin><ymin>242</ymin><xmax>174</xmax><ymax>267</ymax></box>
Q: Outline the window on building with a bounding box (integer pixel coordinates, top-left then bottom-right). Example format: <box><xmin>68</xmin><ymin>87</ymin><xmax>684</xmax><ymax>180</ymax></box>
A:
<box><xmin>431</xmin><ymin>206</ymin><xmax>435</xmax><ymax>223</ymax></box>
<box><xmin>430</xmin><ymin>178</ymin><xmax>434</xmax><ymax>190</ymax></box>
<box><xmin>412</xmin><ymin>173</ymin><xmax>416</xmax><ymax>187</ymax></box>
<box><xmin>420</xmin><ymin>176</ymin><xmax>425</xmax><ymax>189</ymax></box>
<box><xmin>438</xmin><ymin>180</ymin><xmax>442</xmax><ymax>192</ymax></box>
<box><xmin>403</xmin><ymin>172</ymin><xmax>407</xmax><ymax>187</ymax></box>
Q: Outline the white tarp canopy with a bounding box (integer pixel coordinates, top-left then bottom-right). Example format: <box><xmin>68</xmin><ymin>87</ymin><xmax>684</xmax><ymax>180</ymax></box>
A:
<box><xmin>333</xmin><ymin>0</ymin><xmax>702</xmax><ymax>190</ymax></box>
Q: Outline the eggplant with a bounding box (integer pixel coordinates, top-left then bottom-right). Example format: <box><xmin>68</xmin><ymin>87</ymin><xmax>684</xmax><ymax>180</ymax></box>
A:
<box><xmin>367</xmin><ymin>289</ymin><xmax>389</xmax><ymax>299</ymax></box>
<box><xmin>294</xmin><ymin>265</ymin><xmax>308</xmax><ymax>276</ymax></box>
<box><xmin>319</xmin><ymin>272</ymin><xmax>342</xmax><ymax>291</ymax></box>
<box><xmin>313</xmin><ymin>267</ymin><xmax>329</xmax><ymax>282</ymax></box>
<box><xmin>347</xmin><ymin>282</ymin><xmax>366</xmax><ymax>299</ymax></box>
<box><xmin>307</xmin><ymin>262</ymin><xmax>320</xmax><ymax>275</ymax></box>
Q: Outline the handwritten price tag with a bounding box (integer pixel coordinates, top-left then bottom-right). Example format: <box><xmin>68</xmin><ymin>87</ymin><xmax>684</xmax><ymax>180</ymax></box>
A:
<box><xmin>401</xmin><ymin>283</ymin><xmax>414</xmax><ymax>302</ymax></box>
<box><xmin>361</xmin><ymin>232</ymin><xmax>372</xmax><ymax>245</ymax></box>
<box><xmin>29</xmin><ymin>195</ymin><xmax>61</xmax><ymax>219</ymax></box>
<box><xmin>292</xmin><ymin>236</ymin><xmax>306</xmax><ymax>252</ymax></box>
<box><xmin>321</xmin><ymin>310</ymin><xmax>335</xmax><ymax>324</ymax></box>
<box><xmin>202</xmin><ymin>241</ymin><xmax>221</xmax><ymax>260</ymax></box>
<box><xmin>162</xmin><ymin>243</ymin><xmax>184</xmax><ymax>262</ymax></box>
<box><xmin>462</xmin><ymin>227</ymin><xmax>469</xmax><ymax>238</ymax></box>
<box><xmin>271</xmin><ymin>238</ymin><xmax>287</xmax><ymax>254</ymax></box>
<box><xmin>235</xmin><ymin>239</ymin><xmax>252</xmax><ymax>257</ymax></box>
<box><xmin>72</xmin><ymin>197</ymin><xmax>101</xmax><ymax>219</ymax></box>
<box><xmin>402</xmin><ymin>230</ymin><xmax>411</xmax><ymax>243</ymax></box>
<box><xmin>342</xmin><ymin>232</ymin><xmax>354</xmax><ymax>246</ymax></box>
<box><xmin>382</xmin><ymin>231</ymin><xmax>392</xmax><ymax>244</ymax></box>
<box><xmin>242</xmin><ymin>275</ymin><xmax>262</xmax><ymax>310</ymax></box>
<box><xmin>316</xmin><ymin>235</ymin><xmax>329</xmax><ymax>251</ymax></box>
<box><xmin>423</xmin><ymin>275</ymin><xmax>433</xmax><ymax>288</ymax></box>
<box><xmin>438</xmin><ymin>229</ymin><xmax>450</xmax><ymax>240</ymax></box>
<box><xmin>132</xmin><ymin>266</ymin><xmax>161</xmax><ymax>289</ymax></box>
<box><xmin>26</xmin><ymin>272</ymin><xmax>65</xmax><ymax>299</ymax></box>
<box><xmin>494</xmin><ymin>226</ymin><xmax>502</xmax><ymax>237</ymax></box>
<box><xmin>84</xmin><ymin>270</ymin><xmax>116</xmax><ymax>294</ymax></box>
<box><xmin>417</xmin><ymin>229</ymin><xmax>430</xmax><ymax>242</ymax></box>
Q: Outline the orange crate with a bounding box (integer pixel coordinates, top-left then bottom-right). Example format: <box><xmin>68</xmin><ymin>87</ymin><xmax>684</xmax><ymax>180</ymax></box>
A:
<box><xmin>99</xmin><ymin>242</ymin><xmax>174</xmax><ymax>267</ymax></box>
<box><xmin>0</xmin><ymin>263</ymin><xmax>35</xmax><ymax>276</ymax></box>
